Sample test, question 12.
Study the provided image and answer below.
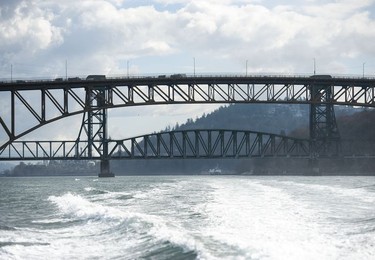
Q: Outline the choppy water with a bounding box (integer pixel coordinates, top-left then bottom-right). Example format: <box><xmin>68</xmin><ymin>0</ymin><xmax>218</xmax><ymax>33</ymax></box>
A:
<box><xmin>0</xmin><ymin>175</ymin><xmax>375</xmax><ymax>260</ymax></box>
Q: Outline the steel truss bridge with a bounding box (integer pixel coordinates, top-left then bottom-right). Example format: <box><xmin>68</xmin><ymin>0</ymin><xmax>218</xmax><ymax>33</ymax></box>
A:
<box><xmin>1</xmin><ymin>74</ymin><xmax>374</xmax><ymax>176</ymax></box>
<box><xmin>0</xmin><ymin>129</ymin><xmax>310</xmax><ymax>160</ymax></box>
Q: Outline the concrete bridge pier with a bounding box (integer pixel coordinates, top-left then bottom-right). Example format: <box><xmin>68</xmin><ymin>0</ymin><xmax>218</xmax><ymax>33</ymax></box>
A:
<box><xmin>308</xmin><ymin>158</ymin><xmax>321</xmax><ymax>175</ymax></box>
<box><xmin>99</xmin><ymin>159</ymin><xmax>114</xmax><ymax>177</ymax></box>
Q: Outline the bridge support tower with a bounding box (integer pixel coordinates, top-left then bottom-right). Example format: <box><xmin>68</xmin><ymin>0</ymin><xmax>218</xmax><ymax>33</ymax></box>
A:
<box><xmin>309</xmin><ymin>75</ymin><xmax>341</xmax><ymax>173</ymax></box>
<box><xmin>78</xmin><ymin>85</ymin><xmax>114</xmax><ymax>177</ymax></box>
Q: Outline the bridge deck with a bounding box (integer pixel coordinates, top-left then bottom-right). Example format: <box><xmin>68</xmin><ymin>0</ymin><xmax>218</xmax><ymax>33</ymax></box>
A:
<box><xmin>1</xmin><ymin>74</ymin><xmax>375</xmax><ymax>91</ymax></box>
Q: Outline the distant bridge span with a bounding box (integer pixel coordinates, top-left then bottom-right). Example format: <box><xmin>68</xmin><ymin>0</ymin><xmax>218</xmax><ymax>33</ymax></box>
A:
<box><xmin>0</xmin><ymin>129</ymin><xmax>310</xmax><ymax>161</ymax></box>
<box><xmin>1</xmin><ymin>74</ymin><xmax>374</xmax><ymax>176</ymax></box>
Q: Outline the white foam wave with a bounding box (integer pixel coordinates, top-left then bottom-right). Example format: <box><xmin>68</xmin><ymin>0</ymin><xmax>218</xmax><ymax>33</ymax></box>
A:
<box><xmin>47</xmin><ymin>193</ymin><xmax>170</xmax><ymax>229</ymax></box>
<box><xmin>48</xmin><ymin>193</ymin><xmax>124</xmax><ymax>221</ymax></box>
<box><xmin>147</xmin><ymin>221</ymin><xmax>212</xmax><ymax>259</ymax></box>
<box><xmin>3</xmin><ymin>177</ymin><xmax>374</xmax><ymax>260</ymax></box>
<box><xmin>276</xmin><ymin>180</ymin><xmax>375</xmax><ymax>203</ymax></box>
<box><xmin>203</xmin><ymin>180</ymin><xmax>342</xmax><ymax>259</ymax></box>
<box><xmin>31</xmin><ymin>218</ymin><xmax>73</xmax><ymax>224</ymax></box>
<box><xmin>83</xmin><ymin>187</ymin><xmax>109</xmax><ymax>195</ymax></box>
<box><xmin>47</xmin><ymin>193</ymin><xmax>207</xmax><ymax>258</ymax></box>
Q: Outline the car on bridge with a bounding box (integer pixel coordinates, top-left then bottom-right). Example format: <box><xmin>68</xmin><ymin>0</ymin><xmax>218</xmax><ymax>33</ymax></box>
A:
<box><xmin>68</xmin><ymin>77</ymin><xmax>82</xmax><ymax>81</ymax></box>
<box><xmin>170</xmin><ymin>74</ymin><xmax>187</xmax><ymax>78</ymax></box>
<box><xmin>86</xmin><ymin>75</ymin><xmax>106</xmax><ymax>80</ymax></box>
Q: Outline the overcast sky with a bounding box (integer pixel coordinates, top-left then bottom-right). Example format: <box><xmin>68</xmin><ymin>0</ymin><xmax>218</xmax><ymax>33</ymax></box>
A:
<box><xmin>1</xmin><ymin>0</ymin><xmax>375</xmax><ymax>142</ymax></box>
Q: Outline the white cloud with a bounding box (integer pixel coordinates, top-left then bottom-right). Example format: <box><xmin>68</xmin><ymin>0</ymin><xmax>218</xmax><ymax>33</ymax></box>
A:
<box><xmin>0</xmin><ymin>1</ymin><xmax>63</xmax><ymax>60</ymax></box>
<box><xmin>1</xmin><ymin>0</ymin><xmax>374</xmax><ymax>77</ymax></box>
<box><xmin>1</xmin><ymin>0</ymin><xmax>375</xmax><ymax>143</ymax></box>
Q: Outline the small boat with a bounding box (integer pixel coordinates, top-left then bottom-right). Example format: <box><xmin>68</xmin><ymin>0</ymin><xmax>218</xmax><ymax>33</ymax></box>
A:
<box><xmin>208</xmin><ymin>166</ymin><xmax>222</xmax><ymax>175</ymax></box>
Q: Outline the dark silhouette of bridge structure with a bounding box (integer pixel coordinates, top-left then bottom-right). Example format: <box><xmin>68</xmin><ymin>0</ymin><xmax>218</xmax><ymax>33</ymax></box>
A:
<box><xmin>0</xmin><ymin>74</ymin><xmax>374</xmax><ymax>177</ymax></box>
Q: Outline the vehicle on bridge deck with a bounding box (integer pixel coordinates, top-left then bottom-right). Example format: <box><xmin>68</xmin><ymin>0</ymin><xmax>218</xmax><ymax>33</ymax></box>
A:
<box><xmin>86</xmin><ymin>75</ymin><xmax>106</xmax><ymax>80</ymax></box>
<box><xmin>310</xmin><ymin>75</ymin><xmax>332</xmax><ymax>79</ymax></box>
<box><xmin>170</xmin><ymin>73</ymin><xmax>187</xmax><ymax>78</ymax></box>
<box><xmin>68</xmin><ymin>77</ymin><xmax>82</xmax><ymax>81</ymax></box>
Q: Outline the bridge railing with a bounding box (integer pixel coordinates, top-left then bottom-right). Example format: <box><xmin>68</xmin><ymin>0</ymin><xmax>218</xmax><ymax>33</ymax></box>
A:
<box><xmin>1</xmin><ymin>73</ymin><xmax>375</xmax><ymax>84</ymax></box>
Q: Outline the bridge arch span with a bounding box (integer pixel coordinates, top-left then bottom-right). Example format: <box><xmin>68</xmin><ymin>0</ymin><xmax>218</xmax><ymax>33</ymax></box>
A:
<box><xmin>1</xmin><ymin>75</ymin><xmax>374</xmax><ymax>153</ymax></box>
<box><xmin>0</xmin><ymin>129</ymin><xmax>310</xmax><ymax>160</ymax></box>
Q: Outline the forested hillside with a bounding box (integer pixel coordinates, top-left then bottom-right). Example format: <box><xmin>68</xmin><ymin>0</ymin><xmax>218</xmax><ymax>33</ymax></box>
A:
<box><xmin>170</xmin><ymin>103</ymin><xmax>357</xmax><ymax>136</ymax></box>
<box><xmin>175</xmin><ymin>103</ymin><xmax>309</xmax><ymax>135</ymax></box>
<box><xmin>111</xmin><ymin>104</ymin><xmax>372</xmax><ymax>175</ymax></box>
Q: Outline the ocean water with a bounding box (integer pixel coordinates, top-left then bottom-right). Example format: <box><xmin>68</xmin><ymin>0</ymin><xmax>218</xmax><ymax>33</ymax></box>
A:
<box><xmin>0</xmin><ymin>175</ymin><xmax>374</xmax><ymax>260</ymax></box>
